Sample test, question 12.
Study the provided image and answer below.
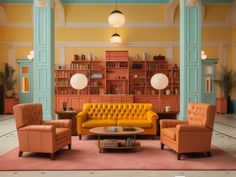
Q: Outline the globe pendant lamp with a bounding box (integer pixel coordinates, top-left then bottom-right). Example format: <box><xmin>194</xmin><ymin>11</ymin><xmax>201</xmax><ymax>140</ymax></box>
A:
<box><xmin>108</xmin><ymin>0</ymin><xmax>125</xmax><ymax>27</ymax></box>
<box><xmin>110</xmin><ymin>32</ymin><xmax>122</xmax><ymax>43</ymax></box>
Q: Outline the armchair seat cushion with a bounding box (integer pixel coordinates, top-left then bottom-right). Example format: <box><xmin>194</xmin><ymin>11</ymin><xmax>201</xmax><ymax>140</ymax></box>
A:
<box><xmin>56</xmin><ymin>128</ymin><xmax>71</xmax><ymax>140</ymax></box>
<box><xmin>82</xmin><ymin>120</ymin><xmax>116</xmax><ymax>128</ymax></box>
<box><xmin>117</xmin><ymin>120</ymin><xmax>152</xmax><ymax>128</ymax></box>
<box><xmin>161</xmin><ymin>127</ymin><xmax>176</xmax><ymax>140</ymax></box>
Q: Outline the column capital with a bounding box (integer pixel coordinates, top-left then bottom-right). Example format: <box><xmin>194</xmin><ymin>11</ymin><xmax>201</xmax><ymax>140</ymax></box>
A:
<box><xmin>34</xmin><ymin>0</ymin><xmax>53</xmax><ymax>8</ymax></box>
<box><xmin>186</xmin><ymin>0</ymin><xmax>200</xmax><ymax>7</ymax></box>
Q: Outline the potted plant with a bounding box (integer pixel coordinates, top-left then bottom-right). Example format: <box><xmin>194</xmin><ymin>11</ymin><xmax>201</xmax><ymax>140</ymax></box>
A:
<box><xmin>214</xmin><ymin>66</ymin><xmax>236</xmax><ymax>113</ymax></box>
<box><xmin>0</xmin><ymin>63</ymin><xmax>17</xmax><ymax>98</ymax></box>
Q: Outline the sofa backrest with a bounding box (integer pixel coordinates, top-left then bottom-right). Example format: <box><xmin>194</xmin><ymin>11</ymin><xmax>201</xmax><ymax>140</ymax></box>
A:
<box><xmin>13</xmin><ymin>103</ymin><xmax>43</xmax><ymax>129</ymax></box>
<box><xmin>83</xmin><ymin>103</ymin><xmax>152</xmax><ymax>120</ymax></box>
<box><xmin>187</xmin><ymin>102</ymin><xmax>216</xmax><ymax>129</ymax></box>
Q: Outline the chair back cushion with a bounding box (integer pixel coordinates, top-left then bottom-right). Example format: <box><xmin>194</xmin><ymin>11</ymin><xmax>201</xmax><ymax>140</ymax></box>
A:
<box><xmin>83</xmin><ymin>103</ymin><xmax>152</xmax><ymax>120</ymax></box>
<box><xmin>187</xmin><ymin>103</ymin><xmax>216</xmax><ymax>129</ymax></box>
<box><xmin>13</xmin><ymin>103</ymin><xmax>43</xmax><ymax>129</ymax></box>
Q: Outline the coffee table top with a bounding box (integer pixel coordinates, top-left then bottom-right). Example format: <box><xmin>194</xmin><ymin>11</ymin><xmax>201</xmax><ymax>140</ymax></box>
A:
<box><xmin>89</xmin><ymin>126</ymin><xmax>144</xmax><ymax>136</ymax></box>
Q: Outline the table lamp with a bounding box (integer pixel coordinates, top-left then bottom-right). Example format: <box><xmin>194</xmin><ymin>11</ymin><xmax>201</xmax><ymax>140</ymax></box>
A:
<box><xmin>150</xmin><ymin>73</ymin><xmax>169</xmax><ymax>112</ymax></box>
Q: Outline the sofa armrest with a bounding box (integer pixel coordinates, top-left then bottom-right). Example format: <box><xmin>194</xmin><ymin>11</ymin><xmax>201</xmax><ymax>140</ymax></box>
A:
<box><xmin>76</xmin><ymin>111</ymin><xmax>88</xmax><ymax>122</ymax></box>
<box><xmin>76</xmin><ymin>111</ymin><xmax>88</xmax><ymax>135</ymax></box>
<box><xmin>160</xmin><ymin>119</ymin><xmax>188</xmax><ymax>129</ymax></box>
<box><xmin>42</xmin><ymin>119</ymin><xmax>72</xmax><ymax>128</ymax></box>
<box><xmin>146</xmin><ymin>111</ymin><xmax>157</xmax><ymax>122</ymax></box>
<box><xmin>19</xmin><ymin>125</ymin><xmax>55</xmax><ymax>132</ymax></box>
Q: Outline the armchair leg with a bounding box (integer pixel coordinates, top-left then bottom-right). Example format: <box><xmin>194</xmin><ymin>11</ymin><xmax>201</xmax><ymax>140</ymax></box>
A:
<box><xmin>68</xmin><ymin>144</ymin><xmax>71</xmax><ymax>150</ymax></box>
<box><xmin>50</xmin><ymin>153</ymin><xmax>55</xmax><ymax>160</ymax></box>
<box><xmin>177</xmin><ymin>153</ymin><xmax>181</xmax><ymax>160</ymax></box>
<box><xmin>79</xmin><ymin>135</ymin><xmax>82</xmax><ymax>140</ymax></box>
<box><xmin>18</xmin><ymin>151</ymin><xmax>23</xmax><ymax>157</ymax></box>
<box><xmin>207</xmin><ymin>151</ymin><xmax>211</xmax><ymax>157</ymax></box>
<box><xmin>161</xmin><ymin>143</ymin><xmax>164</xmax><ymax>150</ymax></box>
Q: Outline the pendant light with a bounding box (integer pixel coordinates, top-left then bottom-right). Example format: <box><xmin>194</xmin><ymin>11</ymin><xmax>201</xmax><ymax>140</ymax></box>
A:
<box><xmin>108</xmin><ymin>0</ymin><xmax>125</xmax><ymax>27</ymax></box>
<box><xmin>110</xmin><ymin>32</ymin><xmax>122</xmax><ymax>44</ymax></box>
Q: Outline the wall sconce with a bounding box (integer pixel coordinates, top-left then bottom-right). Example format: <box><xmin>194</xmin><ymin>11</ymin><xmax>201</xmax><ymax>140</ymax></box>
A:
<box><xmin>201</xmin><ymin>50</ymin><xmax>207</xmax><ymax>60</ymax></box>
<box><xmin>27</xmin><ymin>50</ymin><xmax>34</xmax><ymax>60</ymax></box>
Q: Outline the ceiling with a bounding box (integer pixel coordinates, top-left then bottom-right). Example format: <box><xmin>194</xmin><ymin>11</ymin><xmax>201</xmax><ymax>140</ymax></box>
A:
<box><xmin>0</xmin><ymin>0</ymin><xmax>234</xmax><ymax>4</ymax></box>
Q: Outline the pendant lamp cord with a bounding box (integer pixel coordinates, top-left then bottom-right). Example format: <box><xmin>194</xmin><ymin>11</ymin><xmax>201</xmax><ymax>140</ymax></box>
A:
<box><xmin>116</xmin><ymin>0</ymin><xmax>117</xmax><ymax>10</ymax></box>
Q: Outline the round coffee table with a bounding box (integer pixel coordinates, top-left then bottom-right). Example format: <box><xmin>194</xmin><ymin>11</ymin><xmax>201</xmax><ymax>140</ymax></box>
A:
<box><xmin>89</xmin><ymin>126</ymin><xmax>144</xmax><ymax>153</ymax></box>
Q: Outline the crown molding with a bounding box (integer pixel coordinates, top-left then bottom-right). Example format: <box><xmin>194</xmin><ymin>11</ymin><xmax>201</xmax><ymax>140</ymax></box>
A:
<box><xmin>2</xmin><ymin>41</ymin><xmax>230</xmax><ymax>47</ymax></box>
<box><xmin>1</xmin><ymin>21</ymin><xmax>233</xmax><ymax>28</ymax></box>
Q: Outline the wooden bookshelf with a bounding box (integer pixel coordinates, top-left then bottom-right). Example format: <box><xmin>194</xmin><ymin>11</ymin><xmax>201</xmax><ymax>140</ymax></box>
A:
<box><xmin>130</xmin><ymin>60</ymin><xmax>179</xmax><ymax>96</ymax></box>
<box><xmin>54</xmin><ymin>51</ymin><xmax>180</xmax><ymax>112</ymax></box>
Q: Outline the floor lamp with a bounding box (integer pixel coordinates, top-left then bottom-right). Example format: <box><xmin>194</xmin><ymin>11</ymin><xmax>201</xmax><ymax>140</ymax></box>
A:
<box><xmin>69</xmin><ymin>73</ymin><xmax>88</xmax><ymax>109</ymax></box>
<box><xmin>70</xmin><ymin>73</ymin><xmax>88</xmax><ymax>91</ymax></box>
<box><xmin>150</xmin><ymin>73</ymin><xmax>169</xmax><ymax>112</ymax></box>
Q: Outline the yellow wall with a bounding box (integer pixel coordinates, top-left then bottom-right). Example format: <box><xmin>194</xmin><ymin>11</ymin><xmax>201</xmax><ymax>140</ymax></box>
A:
<box><xmin>0</xmin><ymin>3</ymin><xmax>236</xmax><ymax>99</ymax></box>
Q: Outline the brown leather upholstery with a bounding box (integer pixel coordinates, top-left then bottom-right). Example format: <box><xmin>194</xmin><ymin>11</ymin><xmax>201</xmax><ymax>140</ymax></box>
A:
<box><xmin>13</xmin><ymin>103</ymin><xmax>72</xmax><ymax>160</ymax></box>
<box><xmin>160</xmin><ymin>103</ymin><xmax>216</xmax><ymax>160</ymax></box>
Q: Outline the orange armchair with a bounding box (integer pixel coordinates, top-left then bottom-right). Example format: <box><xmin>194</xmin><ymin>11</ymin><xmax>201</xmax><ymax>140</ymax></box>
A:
<box><xmin>160</xmin><ymin>103</ymin><xmax>216</xmax><ymax>160</ymax></box>
<box><xmin>13</xmin><ymin>103</ymin><xmax>72</xmax><ymax>160</ymax></box>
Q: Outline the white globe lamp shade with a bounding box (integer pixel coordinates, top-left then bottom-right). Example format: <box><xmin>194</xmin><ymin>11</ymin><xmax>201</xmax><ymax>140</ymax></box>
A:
<box><xmin>108</xmin><ymin>10</ymin><xmax>125</xmax><ymax>27</ymax></box>
<box><xmin>27</xmin><ymin>54</ymin><xmax>33</xmax><ymax>60</ymax></box>
<box><xmin>201</xmin><ymin>54</ymin><xmax>207</xmax><ymax>60</ymax></box>
<box><xmin>30</xmin><ymin>50</ymin><xmax>34</xmax><ymax>55</ymax></box>
<box><xmin>201</xmin><ymin>50</ymin><xmax>205</xmax><ymax>55</ymax></box>
<box><xmin>70</xmin><ymin>73</ymin><xmax>88</xmax><ymax>90</ymax></box>
<box><xmin>150</xmin><ymin>73</ymin><xmax>169</xmax><ymax>90</ymax></box>
<box><xmin>110</xmin><ymin>33</ymin><xmax>122</xmax><ymax>43</ymax></box>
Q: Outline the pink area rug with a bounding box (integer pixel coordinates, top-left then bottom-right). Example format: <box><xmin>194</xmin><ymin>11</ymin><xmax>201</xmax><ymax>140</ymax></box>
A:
<box><xmin>0</xmin><ymin>137</ymin><xmax>236</xmax><ymax>171</ymax></box>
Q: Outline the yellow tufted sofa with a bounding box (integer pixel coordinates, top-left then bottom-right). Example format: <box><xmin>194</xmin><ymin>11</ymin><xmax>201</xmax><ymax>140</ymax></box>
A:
<box><xmin>76</xmin><ymin>103</ymin><xmax>157</xmax><ymax>139</ymax></box>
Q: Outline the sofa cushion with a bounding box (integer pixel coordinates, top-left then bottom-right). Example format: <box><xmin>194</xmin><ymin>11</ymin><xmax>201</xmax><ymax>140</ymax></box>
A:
<box><xmin>161</xmin><ymin>128</ymin><xmax>176</xmax><ymax>140</ymax></box>
<box><xmin>83</xmin><ymin>103</ymin><xmax>152</xmax><ymax>120</ymax></box>
<box><xmin>82</xmin><ymin>120</ymin><xmax>117</xmax><ymax>128</ymax></box>
<box><xmin>56</xmin><ymin>128</ymin><xmax>70</xmax><ymax>140</ymax></box>
<box><xmin>117</xmin><ymin>120</ymin><xmax>152</xmax><ymax>128</ymax></box>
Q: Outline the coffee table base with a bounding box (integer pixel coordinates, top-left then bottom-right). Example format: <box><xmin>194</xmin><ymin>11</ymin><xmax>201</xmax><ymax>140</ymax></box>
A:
<box><xmin>97</xmin><ymin>135</ymin><xmax>141</xmax><ymax>153</ymax></box>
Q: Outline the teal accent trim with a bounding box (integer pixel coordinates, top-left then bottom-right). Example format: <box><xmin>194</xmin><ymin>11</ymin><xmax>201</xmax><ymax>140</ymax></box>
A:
<box><xmin>179</xmin><ymin>0</ymin><xmax>202</xmax><ymax>120</ymax></box>
<box><xmin>33</xmin><ymin>0</ymin><xmax>54</xmax><ymax>120</ymax></box>
<box><xmin>0</xmin><ymin>0</ymin><xmax>233</xmax><ymax>4</ymax></box>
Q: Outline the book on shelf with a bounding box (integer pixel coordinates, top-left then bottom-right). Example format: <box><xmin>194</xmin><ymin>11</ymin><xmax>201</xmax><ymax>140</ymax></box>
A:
<box><xmin>101</xmin><ymin>139</ymin><xmax>118</xmax><ymax>147</ymax></box>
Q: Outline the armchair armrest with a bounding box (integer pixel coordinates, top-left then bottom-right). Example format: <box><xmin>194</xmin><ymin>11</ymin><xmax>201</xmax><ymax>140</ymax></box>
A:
<box><xmin>42</xmin><ymin>119</ymin><xmax>72</xmax><ymax>128</ymax></box>
<box><xmin>19</xmin><ymin>125</ymin><xmax>55</xmax><ymax>132</ymax></box>
<box><xmin>160</xmin><ymin>119</ymin><xmax>188</xmax><ymax>129</ymax></box>
<box><xmin>176</xmin><ymin>124</ymin><xmax>210</xmax><ymax>132</ymax></box>
<box><xmin>176</xmin><ymin>124</ymin><xmax>213</xmax><ymax>151</ymax></box>
<box><xmin>146</xmin><ymin>111</ymin><xmax>157</xmax><ymax>123</ymax></box>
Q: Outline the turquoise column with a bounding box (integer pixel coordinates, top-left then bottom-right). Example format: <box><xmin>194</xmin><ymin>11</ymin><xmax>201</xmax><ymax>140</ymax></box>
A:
<box><xmin>33</xmin><ymin>0</ymin><xmax>54</xmax><ymax>119</ymax></box>
<box><xmin>179</xmin><ymin>0</ymin><xmax>202</xmax><ymax>119</ymax></box>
